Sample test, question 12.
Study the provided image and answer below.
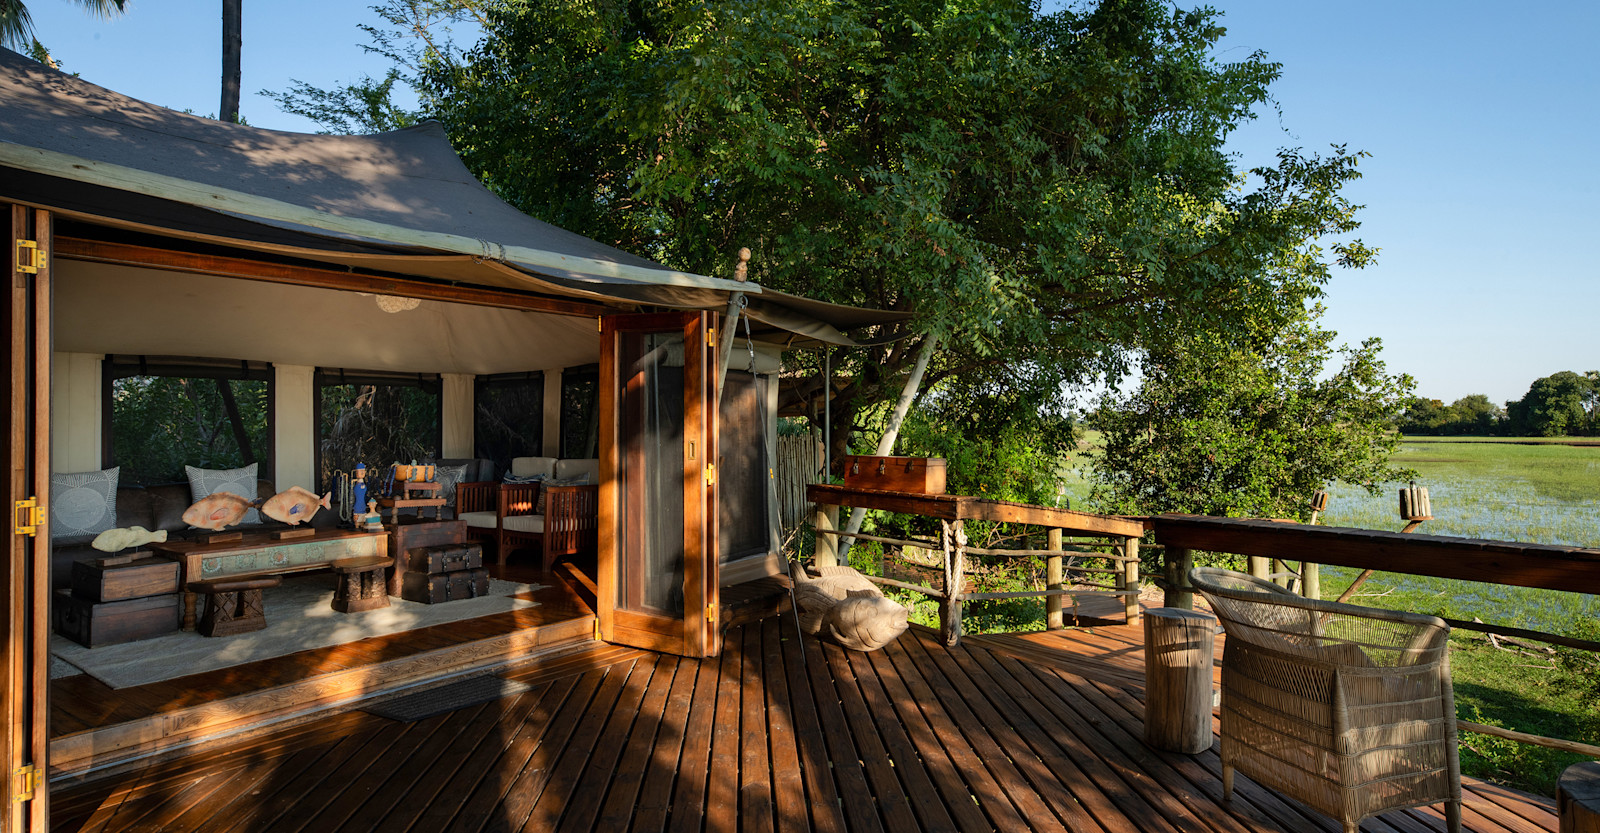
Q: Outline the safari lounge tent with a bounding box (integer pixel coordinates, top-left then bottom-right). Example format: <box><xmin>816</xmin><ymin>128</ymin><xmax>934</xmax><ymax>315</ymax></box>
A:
<box><xmin>0</xmin><ymin>46</ymin><xmax>905</xmax><ymax>824</ymax></box>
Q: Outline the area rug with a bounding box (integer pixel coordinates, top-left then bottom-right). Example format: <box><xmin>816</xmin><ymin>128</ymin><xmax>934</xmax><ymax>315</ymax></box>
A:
<box><xmin>364</xmin><ymin>675</ymin><xmax>533</xmax><ymax>722</ymax></box>
<box><xmin>50</xmin><ymin>573</ymin><xmax>544</xmax><ymax>690</ymax></box>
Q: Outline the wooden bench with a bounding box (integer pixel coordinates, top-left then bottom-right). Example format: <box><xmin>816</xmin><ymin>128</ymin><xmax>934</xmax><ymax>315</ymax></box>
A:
<box><xmin>331</xmin><ymin>555</ymin><xmax>395</xmax><ymax>613</ymax></box>
<box><xmin>187</xmin><ymin>576</ymin><xmax>281</xmax><ymax>637</ymax></box>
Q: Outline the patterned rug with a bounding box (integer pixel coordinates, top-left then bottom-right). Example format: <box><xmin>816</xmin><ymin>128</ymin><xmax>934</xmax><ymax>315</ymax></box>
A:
<box><xmin>51</xmin><ymin>573</ymin><xmax>543</xmax><ymax>690</ymax></box>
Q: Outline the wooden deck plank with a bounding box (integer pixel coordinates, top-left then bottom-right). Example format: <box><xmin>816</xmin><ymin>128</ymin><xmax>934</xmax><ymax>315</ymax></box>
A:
<box><xmin>800</xmin><ymin>633</ymin><xmax>886</xmax><ymax>833</ymax></box>
<box><xmin>739</xmin><ymin>624</ymin><xmax>775</xmax><ymax>833</ymax></box>
<box><xmin>760</xmin><ymin>618</ymin><xmax>810</xmax><ymax>833</ymax></box>
<box><xmin>664</xmin><ymin>649</ymin><xmax>727</xmax><ymax>833</ymax></box>
<box><xmin>825</xmin><ymin>634</ymin><xmax>926</xmax><ymax>832</ymax></box>
<box><xmin>777</xmin><ymin>611</ymin><xmax>848</xmax><ymax>833</ymax></box>
<box><xmin>207</xmin><ymin>723</ymin><xmax>394</xmax><ymax>833</ymax></box>
<box><xmin>591</xmin><ymin>656</ymin><xmax>681</xmax><ymax>833</ymax></box>
<box><xmin>698</xmin><ymin>634</ymin><xmax>745</xmax><ymax>833</ymax></box>
<box><xmin>842</xmin><ymin>644</ymin><xmax>957</xmax><ymax>833</ymax></box>
<box><xmin>876</xmin><ymin>634</ymin><xmax>1030</xmax><ymax>832</ymax></box>
<box><xmin>529</xmin><ymin>654</ymin><xmax>661</xmax><ymax>832</ymax></box>
<box><xmin>432</xmin><ymin>671</ymin><xmax>588</xmax><ymax>833</ymax></box>
<box><xmin>621</xmin><ymin>653</ymin><xmax>701</xmax><ymax>833</ymax></box>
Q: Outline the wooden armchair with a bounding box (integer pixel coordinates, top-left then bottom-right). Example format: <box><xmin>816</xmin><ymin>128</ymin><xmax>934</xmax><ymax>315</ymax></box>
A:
<box><xmin>453</xmin><ymin>479</ymin><xmax>599</xmax><ymax>572</ymax></box>
<box><xmin>1188</xmin><ymin>567</ymin><xmax>1461</xmax><ymax>833</ymax></box>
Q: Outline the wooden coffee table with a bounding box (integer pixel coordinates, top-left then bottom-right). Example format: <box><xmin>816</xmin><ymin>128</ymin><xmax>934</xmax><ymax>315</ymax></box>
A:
<box><xmin>149</xmin><ymin>528</ymin><xmax>388</xmax><ymax>630</ymax></box>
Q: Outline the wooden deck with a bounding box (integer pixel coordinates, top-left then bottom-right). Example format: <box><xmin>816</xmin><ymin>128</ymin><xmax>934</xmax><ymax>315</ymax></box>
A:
<box><xmin>49</xmin><ymin>616</ymin><xmax>1559</xmax><ymax>833</ymax></box>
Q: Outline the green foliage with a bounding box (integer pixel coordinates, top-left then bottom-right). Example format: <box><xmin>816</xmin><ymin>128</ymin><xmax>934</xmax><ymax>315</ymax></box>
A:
<box><xmin>0</xmin><ymin>0</ymin><xmax>125</xmax><ymax>50</ymax></box>
<box><xmin>1399</xmin><ymin>393</ymin><xmax>1505</xmax><ymax>436</ymax></box>
<box><xmin>284</xmin><ymin>0</ymin><xmax>1379</xmax><ymax>464</ymax></box>
<box><xmin>1505</xmin><ymin>370</ymin><xmax>1598</xmax><ymax>437</ymax></box>
<box><xmin>111</xmin><ymin>376</ymin><xmax>268</xmax><ymax>486</ymax></box>
<box><xmin>318</xmin><ymin>383</ymin><xmax>441</xmax><ymax>489</ymax></box>
<box><xmin>263</xmin><ymin>69</ymin><xmax>417</xmax><ymax>134</ymax></box>
<box><xmin>1087</xmin><ymin>304</ymin><xmax>1415</xmax><ymax>520</ymax></box>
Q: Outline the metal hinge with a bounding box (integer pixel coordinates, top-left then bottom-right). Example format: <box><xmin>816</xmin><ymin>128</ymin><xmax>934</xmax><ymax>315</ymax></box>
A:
<box><xmin>707</xmin><ymin>327</ymin><xmax>716</xmax><ymax>347</ymax></box>
<box><xmin>704</xmin><ymin>464</ymin><xmax>717</xmax><ymax>486</ymax></box>
<box><xmin>13</xmin><ymin>497</ymin><xmax>42</xmax><ymax>537</ymax></box>
<box><xmin>15</xmin><ymin>239</ymin><xmax>40</xmax><ymax>275</ymax></box>
<box><xmin>593</xmin><ymin>618</ymin><xmax>601</xmax><ymax>639</ymax></box>
<box><xmin>597</xmin><ymin>317</ymin><xmax>603</xmax><ymax>333</ymax></box>
<box><xmin>12</xmin><ymin>764</ymin><xmax>40</xmax><ymax>803</ymax></box>
<box><xmin>706</xmin><ymin>603</ymin><xmax>717</xmax><ymax>623</ymax></box>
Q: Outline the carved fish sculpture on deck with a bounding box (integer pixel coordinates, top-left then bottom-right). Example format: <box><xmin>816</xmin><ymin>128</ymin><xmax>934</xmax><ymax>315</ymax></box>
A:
<box><xmin>787</xmin><ymin>560</ymin><xmax>909</xmax><ymax>652</ymax></box>
<box><xmin>90</xmin><ymin>525</ymin><xmax>169</xmax><ymax>552</ymax></box>
<box><xmin>182</xmin><ymin>492</ymin><xmax>254</xmax><ymax>531</ymax></box>
<box><xmin>259</xmin><ymin>487</ymin><xmax>332</xmax><ymax>526</ymax></box>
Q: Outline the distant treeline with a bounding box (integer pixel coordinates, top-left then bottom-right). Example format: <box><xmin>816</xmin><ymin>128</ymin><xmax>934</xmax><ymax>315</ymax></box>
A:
<box><xmin>1401</xmin><ymin>370</ymin><xmax>1600</xmax><ymax>437</ymax></box>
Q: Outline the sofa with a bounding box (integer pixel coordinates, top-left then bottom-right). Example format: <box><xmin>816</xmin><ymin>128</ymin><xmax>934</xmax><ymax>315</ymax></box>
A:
<box><xmin>50</xmin><ymin>478</ymin><xmax>338</xmax><ymax>591</ymax></box>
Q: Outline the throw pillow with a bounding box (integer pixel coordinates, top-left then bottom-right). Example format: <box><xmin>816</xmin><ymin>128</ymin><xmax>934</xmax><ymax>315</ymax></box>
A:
<box><xmin>50</xmin><ymin>467</ymin><xmax>120</xmax><ymax>539</ymax></box>
<box><xmin>434</xmin><ymin>463</ymin><xmax>470</xmax><ymax>506</ymax></box>
<box><xmin>185</xmin><ymin>463</ymin><xmax>261</xmax><ymax>525</ymax></box>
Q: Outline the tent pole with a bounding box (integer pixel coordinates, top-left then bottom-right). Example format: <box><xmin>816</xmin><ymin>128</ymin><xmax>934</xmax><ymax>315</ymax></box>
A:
<box><xmin>840</xmin><ymin>332</ymin><xmax>938</xmax><ymax>556</ymax></box>
<box><xmin>714</xmin><ymin>248</ymin><xmax>752</xmax><ymax>405</ymax></box>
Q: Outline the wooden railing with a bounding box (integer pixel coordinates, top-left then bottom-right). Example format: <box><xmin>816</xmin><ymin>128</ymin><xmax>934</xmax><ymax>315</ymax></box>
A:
<box><xmin>806</xmin><ymin>484</ymin><xmax>1148</xmax><ymax>645</ymax></box>
<box><xmin>1154</xmin><ymin>513</ymin><xmax>1600</xmax><ymax>759</ymax></box>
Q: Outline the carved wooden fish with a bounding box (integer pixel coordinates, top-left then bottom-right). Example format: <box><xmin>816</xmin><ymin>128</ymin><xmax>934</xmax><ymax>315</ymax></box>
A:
<box><xmin>259</xmin><ymin>486</ymin><xmax>332</xmax><ymax>526</ymax></box>
<box><xmin>182</xmin><ymin>492</ymin><xmax>254</xmax><ymax>531</ymax></box>
<box><xmin>91</xmin><ymin>525</ymin><xmax>169</xmax><ymax>552</ymax></box>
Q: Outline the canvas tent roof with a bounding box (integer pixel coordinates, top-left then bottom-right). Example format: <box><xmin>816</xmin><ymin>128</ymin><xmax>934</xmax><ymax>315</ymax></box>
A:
<box><xmin>0</xmin><ymin>47</ymin><xmax>906</xmax><ymax>346</ymax></box>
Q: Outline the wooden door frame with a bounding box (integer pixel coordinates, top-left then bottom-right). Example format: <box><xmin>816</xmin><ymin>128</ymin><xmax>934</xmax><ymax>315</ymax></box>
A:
<box><xmin>5</xmin><ymin>204</ymin><xmax>51</xmax><ymax>832</ymax></box>
<box><xmin>597</xmin><ymin>312</ymin><xmax>720</xmax><ymax>657</ymax></box>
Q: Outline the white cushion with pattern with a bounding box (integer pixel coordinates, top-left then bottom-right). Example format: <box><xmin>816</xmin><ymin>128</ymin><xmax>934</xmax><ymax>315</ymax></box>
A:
<box><xmin>458</xmin><ymin>510</ymin><xmax>498</xmax><ymax>530</ymax></box>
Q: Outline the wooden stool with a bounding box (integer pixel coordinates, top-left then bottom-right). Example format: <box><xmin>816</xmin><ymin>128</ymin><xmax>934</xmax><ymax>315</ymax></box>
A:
<box><xmin>188</xmin><ymin>576</ymin><xmax>280</xmax><ymax>637</ymax></box>
<box><xmin>1559</xmin><ymin>761</ymin><xmax>1600</xmax><ymax>832</ymax></box>
<box><xmin>332</xmin><ymin>555</ymin><xmax>395</xmax><ymax>613</ymax></box>
<box><xmin>1143</xmin><ymin>607</ymin><xmax>1218</xmax><ymax>754</ymax></box>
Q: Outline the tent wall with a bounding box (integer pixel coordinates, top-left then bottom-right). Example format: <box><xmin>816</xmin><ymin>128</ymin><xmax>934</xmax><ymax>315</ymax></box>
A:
<box><xmin>50</xmin><ymin>353</ymin><xmax>101</xmax><ymax>473</ymax></box>
<box><xmin>274</xmin><ymin>366</ymin><xmax>316</xmax><ymax>490</ymax></box>
<box><xmin>441</xmin><ymin>373</ymin><xmax>474</xmax><ymax>459</ymax></box>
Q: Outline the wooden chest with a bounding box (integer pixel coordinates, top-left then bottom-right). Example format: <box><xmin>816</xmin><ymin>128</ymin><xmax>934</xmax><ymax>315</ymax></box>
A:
<box><xmin>840</xmin><ymin>455</ymin><xmax>948</xmax><ymax>494</ymax></box>
<box><xmin>53</xmin><ymin>589</ymin><xmax>181</xmax><ymax>648</ymax></box>
<box><xmin>401</xmin><ymin>568</ymin><xmax>490</xmax><ymax>604</ymax></box>
<box><xmin>387</xmin><ymin>518</ymin><xmax>467</xmax><ymax>595</ymax></box>
<box><xmin>405</xmin><ymin>544</ymin><xmax>483</xmax><ymax>575</ymax></box>
<box><xmin>69</xmin><ymin>554</ymin><xmax>181</xmax><ymax>603</ymax></box>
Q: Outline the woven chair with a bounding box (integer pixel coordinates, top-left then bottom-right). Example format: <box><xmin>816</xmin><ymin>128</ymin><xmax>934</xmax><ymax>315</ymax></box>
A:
<box><xmin>1188</xmin><ymin>567</ymin><xmax>1461</xmax><ymax>833</ymax></box>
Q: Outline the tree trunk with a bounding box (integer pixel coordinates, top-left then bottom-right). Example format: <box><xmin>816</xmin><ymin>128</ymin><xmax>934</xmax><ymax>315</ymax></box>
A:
<box><xmin>220</xmin><ymin>0</ymin><xmax>242</xmax><ymax>123</ymax></box>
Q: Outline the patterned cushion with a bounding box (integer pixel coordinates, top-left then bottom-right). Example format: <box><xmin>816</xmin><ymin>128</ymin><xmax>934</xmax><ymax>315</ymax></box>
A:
<box><xmin>434</xmin><ymin>463</ymin><xmax>470</xmax><ymax>507</ymax></box>
<box><xmin>185</xmin><ymin>463</ymin><xmax>261</xmax><ymax>525</ymax></box>
<box><xmin>50</xmin><ymin>467</ymin><xmax>120</xmax><ymax>539</ymax></box>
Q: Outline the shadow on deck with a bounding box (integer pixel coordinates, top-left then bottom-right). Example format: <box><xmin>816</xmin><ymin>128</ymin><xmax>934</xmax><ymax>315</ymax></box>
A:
<box><xmin>49</xmin><ymin>616</ymin><xmax>1558</xmax><ymax>833</ymax></box>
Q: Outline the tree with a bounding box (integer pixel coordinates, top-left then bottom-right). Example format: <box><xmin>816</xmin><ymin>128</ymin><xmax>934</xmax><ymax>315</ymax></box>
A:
<box><xmin>1507</xmin><ymin>371</ymin><xmax>1596</xmax><ymax>437</ymax></box>
<box><xmin>1399</xmin><ymin>393</ymin><xmax>1504</xmax><ymax>436</ymax></box>
<box><xmin>278</xmin><ymin>0</ymin><xmax>1377</xmax><ymax>466</ymax></box>
<box><xmin>0</xmin><ymin>0</ymin><xmax>126</xmax><ymax>51</ymax></box>
<box><xmin>1087</xmin><ymin>304</ymin><xmax>1414</xmax><ymax>521</ymax></box>
<box><xmin>220</xmin><ymin>0</ymin><xmax>241</xmax><ymax>123</ymax></box>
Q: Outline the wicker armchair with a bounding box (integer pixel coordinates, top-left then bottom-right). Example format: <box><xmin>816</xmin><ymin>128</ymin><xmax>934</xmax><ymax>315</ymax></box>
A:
<box><xmin>1188</xmin><ymin>567</ymin><xmax>1461</xmax><ymax>833</ymax></box>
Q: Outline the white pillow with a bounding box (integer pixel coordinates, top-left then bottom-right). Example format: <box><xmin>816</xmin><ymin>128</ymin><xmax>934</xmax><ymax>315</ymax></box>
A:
<box><xmin>50</xmin><ymin>467</ymin><xmax>120</xmax><ymax>539</ymax></box>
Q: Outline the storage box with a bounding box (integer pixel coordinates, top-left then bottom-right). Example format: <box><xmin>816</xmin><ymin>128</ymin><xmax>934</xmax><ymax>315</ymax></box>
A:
<box><xmin>400</xmin><ymin>567</ymin><xmax>490</xmax><ymax>604</ymax></box>
<box><xmin>70</xmin><ymin>554</ymin><xmax>181</xmax><ymax>603</ymax></box>
<box><xmin>405</xmin><ymin>544</ymin><xmax>483</xmax><ymax>575</ymax></box>
<box><xmin>840</xmin><ymin>455</ymin><xmax>948</xmax><ymax>495</ymax></box>
<box><xmin>386</xmin><ymin>518</ymin><xmax>467</xmax><ymax>595</ymax></box>
<box><xmin>53</xmin><ymin>589</ymin><xmax>181</xmax><ymax>648</ymax></box>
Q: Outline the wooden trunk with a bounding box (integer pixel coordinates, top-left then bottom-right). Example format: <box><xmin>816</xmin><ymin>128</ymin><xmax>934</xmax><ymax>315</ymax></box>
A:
<box><xmin>840</xmin><ymin>455</ymin><xmax>947</xmax><ymax>495</ymax></box>
<box><xmin>1143</xmin><ymin>607</ymin><xmax>1217</xmax><ymax>754</ymax></box>
<box><xmin>405</xmin><ymin>544</ymin><xmax>483</xmax><ymax>575</ymax></box>
<box><xmin>1560</xmin><ymin>762</ymin><xmax>1600</xmax><ymax>833</ymax></box>
<box><xmin>387</xmin><ymin>518</ymin><xmax>467</xmax><ymax>594</ymax></box>
<box><xmin>52</xmin><ymin>589</ymin><xmax>181</xmax><ymax>648</ymax></box>
<box><xmin>400</xmin><ymin>567</ymin><xmax>489</xmax><ymax>604</ymax></box>
<box><xmin>70</xmin><ymin>554</ymin><xmax>181</xmax><ymax>603</ymax></box>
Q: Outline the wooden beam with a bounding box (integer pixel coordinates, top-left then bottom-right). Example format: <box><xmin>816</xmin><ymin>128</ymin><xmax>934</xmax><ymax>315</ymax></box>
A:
<box><xmin>1153</xmin><ymin>514</ymin><xmax>1600</xmax><ymax>596</ymax></box>
<box><xmin>53</xmin><ymin>236</ymin><xmax>614</xmax><ymax>317</ymax></box>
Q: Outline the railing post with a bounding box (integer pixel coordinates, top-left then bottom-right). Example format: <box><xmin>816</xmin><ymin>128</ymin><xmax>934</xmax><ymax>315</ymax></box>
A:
<box><xmin>1247</xmin><ymin>555</ymin><xmax>1270</xmax><ymax>581</ymax></box>
<box><xmin>814</xmin><ymin>503</ymin><xmax>839</xmax><ymax>568</ymax></box>
<box><xmin>1302</xmin><ymin>562</ymin><xmax>1320</xmax><ymax>600</ymax></box>
<box><xmin>1046</xmin><ymin>528</ymin><xmax>1064</xmax><ymax>630</ymax></box>
<box><xmin>941</xmin><ymin>520</ymin><xmax>966</xmax><ymax>646</ymax></box>
<box><xmin>1122</xmin><ymin>536</ymin><xmax>1141</xmax><ymax>624</ymax></box>
<box><xmin>1164</xmin><ymin>545</ymin><xmax>1194</xmax><ymax>610</ymax></box>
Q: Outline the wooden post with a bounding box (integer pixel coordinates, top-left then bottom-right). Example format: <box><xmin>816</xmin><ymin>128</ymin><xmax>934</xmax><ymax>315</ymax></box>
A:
<box><xmin>1143</xmin><ymin>607</ymin><xmax>1217</xmax><ymax>754</ymax></box>
<box><xmin>1247</xmin><ymin>555</ymin><xmax>1270</xmax><ymax>581</ymax></box>
<box><xmin>1122</xmin><ymin>536</ymin><xmax>1141</xmax><ymax>624</ymax></box>
<box><xmin>940</xmin><ymin>520</ymin><xmax>966</xmax><ymax>646</ymax></box>
<box><xmin>1164</xmin><ymin>546</ymin><xmax>1194</xmax><ymax>610</ymax></box>
<box><xmin>1559</xmin><ymin>761</ymin><xmax>1600</xmax><ymax>833</ymax></box>
<box><xmin>814</xmin><ymin>504</ymin><xmax>839</xmax><ymax>568</ymax></box>
<box><xmin>1046</xmin><ymin>528</ymin><xmax>1064</xmax><ymax>630</ymax></box>
<box><xmin>1302</xmin><ymin>562</ymin><xmax>1320</xmax><ymax>600</ymax></box>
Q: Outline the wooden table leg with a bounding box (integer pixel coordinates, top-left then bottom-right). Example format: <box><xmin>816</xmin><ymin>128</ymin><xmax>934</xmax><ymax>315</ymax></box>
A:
<box><xmin>182</xmin><ymin>590</ymin><xmax>197</xmax><ymax>631</ymax></box>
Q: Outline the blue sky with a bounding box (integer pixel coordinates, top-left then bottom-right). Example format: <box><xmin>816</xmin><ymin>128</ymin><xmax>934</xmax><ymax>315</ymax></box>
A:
<box><xmin>23</xmin><ymin>1</ymin><xmax>1600</xmax><ymax>406</ymax></box>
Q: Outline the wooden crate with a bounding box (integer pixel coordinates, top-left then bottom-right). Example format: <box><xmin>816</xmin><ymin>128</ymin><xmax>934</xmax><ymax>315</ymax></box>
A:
<box><xmin>53</xmin><ymin>589</ymin><xmax>181</xmax><ymax>648</ymax></box>
<box><xmin>70</xmin><ymin>554</ymin><xmax>181</xmax><ymax>603</ymax></box>
<box><xmin>840</xmin><ymin>455</ymin><xmax>947</xmax><ymax>495</ymax></box>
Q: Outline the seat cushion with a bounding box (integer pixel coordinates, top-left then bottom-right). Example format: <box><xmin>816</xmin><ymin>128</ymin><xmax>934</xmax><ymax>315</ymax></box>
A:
<box><xmin>459</xmin><ymin>510</ymin><xmax>498</xmax><ymax>530</ymax></box>
<box><xmin>554</xmin><ymin>458</ymin><xmax>599</xmax><ymax>483</ymax></box>
<box><xmin>503</xmin><ymin>515</ymin><xmax>545</xmax><ymax>534</ymax></box>
<box><xmin>510</xmin><ymin>456</ymin><xmax>557</xmax><ymax>479</ymax></box>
